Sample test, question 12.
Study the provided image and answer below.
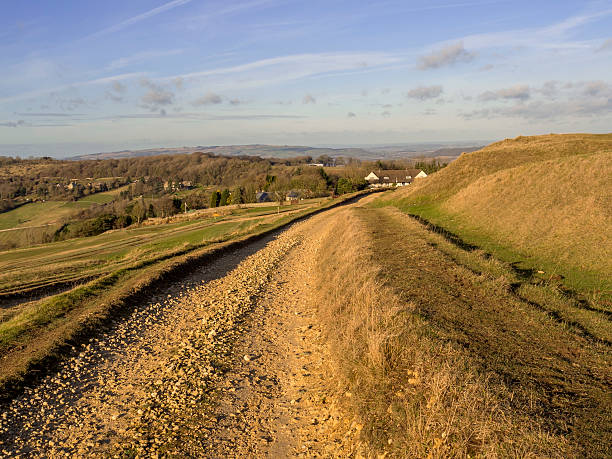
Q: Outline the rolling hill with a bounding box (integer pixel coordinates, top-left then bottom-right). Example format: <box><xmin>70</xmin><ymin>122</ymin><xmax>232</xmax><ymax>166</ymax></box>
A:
<box><xmin>377</xmin><ymin>133</ymin><xmax>612</xmax><ymax>299</ymax></box>
<box><xmin>68</xmin><ymin>143</ymin><xmax>485</xmax><ymax>161</ymax></box>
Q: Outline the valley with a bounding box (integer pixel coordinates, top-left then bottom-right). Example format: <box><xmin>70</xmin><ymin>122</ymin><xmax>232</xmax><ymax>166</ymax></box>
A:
<box><xmin>0</xmin><ymin>134</ymin><xmax>610</xmax><ymax>457</ymax></box>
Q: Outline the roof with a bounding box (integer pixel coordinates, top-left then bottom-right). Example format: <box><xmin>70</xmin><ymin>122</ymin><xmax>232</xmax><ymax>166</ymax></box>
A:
<box><xmin>256</xmin><ymin>191</ymin><xmax>272</xmax><ymax>202</ymax></box>
<box><xmin>367</xmin><ymin>169</ymin><xmax>425</xmax><ymax>182</ymax></box>
<box><xmin>286</xmin><ymin>191</ymin><xmax>299</xmax><ymax>197</ymax></box>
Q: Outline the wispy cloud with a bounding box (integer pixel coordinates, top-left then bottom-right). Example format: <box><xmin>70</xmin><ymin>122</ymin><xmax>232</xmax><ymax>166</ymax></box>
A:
<box><xmin>458</xmin><ymin>8</ymin><xmax>612</xmax><ymax>50</ymax></box>
<box><xmin>162</xmin><ymin>52</ymin><xmax>402</xmax><ymax>87</ymax></box>
<box><xmin>15</xmin><ymin>112</ymin><xmax>85</xmax><ymax>117</ymax></box>
<box><xmin>596</xmin><ymin>38</ymin><xmax>612</xmax><ymax>52</ymax></box>
<box><xmin>479</xmin><ymin>85</ymin><xmax>530</xmax><ymax>101</ymax></box>
<box><xmin>193</xmin><ymin>92</ymin><xmax>223</xmax><ymax>106</ymax></box>
<box><xmin>180</xmin><ymin>0</ymin><xmax>284</xmax><ymax>29</ymax></box>
<box><xmin>89</xmin><ymin>0</ymin><xmax>195</xmax><ymax>38</ymax></box>
<box><xmin>109</xmin><ymin>112</ymin><xmax>305</xmax><ymax>121</ymax></box>
<box><xmin>107</xmin><ymin>49</ymin><xmax>185</xmax><ymax>71</ymax></box>
<box><xmin>418</xmin><ymin>42</ymin><xmax>475</xmax><ymax>69</ymax></box>
<box><xmin>0</xmin><ymin>72</ymin><xmax>143</xmax><ymax>105</ymax></box>
<box><xmin>406</xmin><ymin>85</ymin><xmax>443</xmax><ymax>100</ymax></box>
<box><xmin>0</xmin><ymin>120</ymin><xmax>25</xmax><ymax>128</ymax></box>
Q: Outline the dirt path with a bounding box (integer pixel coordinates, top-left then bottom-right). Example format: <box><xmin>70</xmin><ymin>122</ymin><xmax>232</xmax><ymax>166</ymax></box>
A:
<box><xmin>0</xmin><ymin>207</ymin><xmax>358</xmax><ymax>457</ymax></box>
<box><xmin>196</xmin><ymin>225</ymin><xmax>359</xmax><ymax>457</ymax></box>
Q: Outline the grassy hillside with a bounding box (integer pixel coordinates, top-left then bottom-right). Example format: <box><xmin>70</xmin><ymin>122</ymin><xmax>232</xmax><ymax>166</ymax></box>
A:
<box><xmin>314</xmin><ymin>205</ymin><xmax>610</xmax><ymax>457</ymax></box>
<box><xmin>375</xmin><ymin>133</ymin><xmax>612</xmax><ymax>301</ymax></box>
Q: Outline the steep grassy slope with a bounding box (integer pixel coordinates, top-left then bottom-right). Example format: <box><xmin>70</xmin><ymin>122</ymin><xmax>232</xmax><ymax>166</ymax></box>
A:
<box><xmin>376</xmin><ymin>133</ymin><xmax>612</xmax><ymax>299</ymax></box>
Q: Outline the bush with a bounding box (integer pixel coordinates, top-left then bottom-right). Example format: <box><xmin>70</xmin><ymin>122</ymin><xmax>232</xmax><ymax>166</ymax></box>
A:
<box><xmin>54</xmin><ymin>214</ymin><xmax>130</xmax><ymax>240</ymax></box>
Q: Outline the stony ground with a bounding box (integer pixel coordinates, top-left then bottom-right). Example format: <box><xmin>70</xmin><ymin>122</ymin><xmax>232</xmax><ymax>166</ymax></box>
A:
<box><xmin>0</xmin><ymin>208</ymin><xmax>360</xmax><ymax>457</ymax></box>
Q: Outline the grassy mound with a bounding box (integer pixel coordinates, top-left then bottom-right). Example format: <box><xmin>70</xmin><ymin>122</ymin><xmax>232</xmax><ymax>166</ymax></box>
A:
<box><xmin>377</xmin><ymin>133</ymin><xmax>612</xmax><ymax>300</ymax></box>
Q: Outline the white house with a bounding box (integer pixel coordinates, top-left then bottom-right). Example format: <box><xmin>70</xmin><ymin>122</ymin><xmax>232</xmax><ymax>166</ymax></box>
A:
<box><xmin>364</xmin><ymin>169</ymin><xmax>427</xmax><ymax>187</ymax></box>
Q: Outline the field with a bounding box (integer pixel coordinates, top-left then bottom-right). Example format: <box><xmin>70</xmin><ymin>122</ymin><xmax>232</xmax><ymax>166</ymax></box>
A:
<box><xmin>375</xmin><ymin>133</ymin><xmax>612</xmax><ymax>302</ymax></box>
<box><xmin>0</xmin><ymin>185</ymin><xmax>134</xmax><ymax>249</ymax></box>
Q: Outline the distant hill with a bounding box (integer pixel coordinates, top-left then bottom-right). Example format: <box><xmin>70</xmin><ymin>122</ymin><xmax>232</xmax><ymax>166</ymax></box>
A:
<box><xmin>380</xmin><ymin>133</ymin><xmax>612</xmax><ymax>295</ymax></box>
<box><xmin>69</xmin><ymin>143</ymin><xmax>486</xmax><ymax>161</ymax></box>
<box><xmin>70</xmin><ymin>145</ymin><xmax>373</xmax><ymax>161</ymax></box>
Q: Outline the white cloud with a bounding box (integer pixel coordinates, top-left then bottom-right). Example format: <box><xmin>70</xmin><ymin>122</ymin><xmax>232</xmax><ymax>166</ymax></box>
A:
<box><xmin>173</xmin><ymin>77</ymin><xmax>184</xmax><ymax>90</ymax></box>
<box><xmin>140</xmin><ymin>78</ymin><xmax>174</xmax><ymax>110</ymax></box>
<box><xmin>462</xmin><ymin>81</ymin><xmax>612</xmax><ymax>120</ymax></box>
<box><xmin>112</xmin><ymin>81</ymin><xmax>126</xmax><ymax>93</ymax></box>
<box><xmin>583</xmin><ymin>80</ymin><xmax>610</xmax><ymax>97</ymax></box>
<box><xmin>418</xmin><ymin>42</ymin><xmax>475</xmax><ymax>69</ymax></box>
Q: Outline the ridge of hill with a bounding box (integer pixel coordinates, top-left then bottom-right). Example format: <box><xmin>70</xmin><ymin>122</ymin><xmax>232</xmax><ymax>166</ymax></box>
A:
<box><xmin>69</xmin><ymin>145</ymin><xmax>372</xmax><ymax>161</ymax></box>
<box><xmin>68</xmin><ymin>143</ymin><xmax>486</xmax><ymax>161</ymax></box>
<box><xmin>376</xmin><ymin>133</ymin><xmax>612</xmax><ymax>300</ymax></box>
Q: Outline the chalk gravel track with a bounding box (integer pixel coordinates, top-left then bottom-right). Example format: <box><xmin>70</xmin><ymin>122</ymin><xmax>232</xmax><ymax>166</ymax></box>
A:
<box><xmin>0</xmin><ymin>207</ymin><xmax>363</xmax><ymax>457</ymax></box>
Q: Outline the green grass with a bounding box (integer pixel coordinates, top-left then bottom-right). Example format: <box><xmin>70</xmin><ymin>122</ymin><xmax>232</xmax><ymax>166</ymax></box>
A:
<box><xmin>77</xmin><ymin>184</ymin><xmax>130</xmax><ymax>204</ymax></box>
<box><xmin>373</xmin><ymin>198</ymin><xmax>611</xmax><ymax>303</ymax></box>
<box><xmin>0</xmin><ymin>195</ymin><xmax>346</xmax><ymax>310</ymax></box>
<box><xmin>0</xmin><ymin>185</ymin><xmax>129</xmax><ymax>233</ymax></box>
<box><xmin>0</xmin><ymin>201</ymin><xmax>72</xmax><ymax>230</ymax></box>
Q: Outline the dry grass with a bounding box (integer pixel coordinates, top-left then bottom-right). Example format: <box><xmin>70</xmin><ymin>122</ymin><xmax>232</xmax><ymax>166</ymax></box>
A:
<box><xmin>312</xmin><ymin>208</ymin><xmax>575</xmax><ymax>458</ymax></box>
<box><xmin>381</xmin><ymin>133</ymin><xmax>612</xmax><ymax>298</ymax></box>
<box><xmin>406</xmin><ymin>133</ymin><xmax>612</xmax><ymax>200</ymax></box>
<box><xmin>443</xmin><ymin>150</ymin><xmax>611</xmax><ymax>279</ymax></box>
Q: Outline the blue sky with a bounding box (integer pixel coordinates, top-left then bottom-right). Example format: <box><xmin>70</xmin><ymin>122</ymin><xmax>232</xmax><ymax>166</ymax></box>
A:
<box><xmin>1</xmin><ymin>0</ymin><xmax>611</xmax><ymax>157</ymax></box>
